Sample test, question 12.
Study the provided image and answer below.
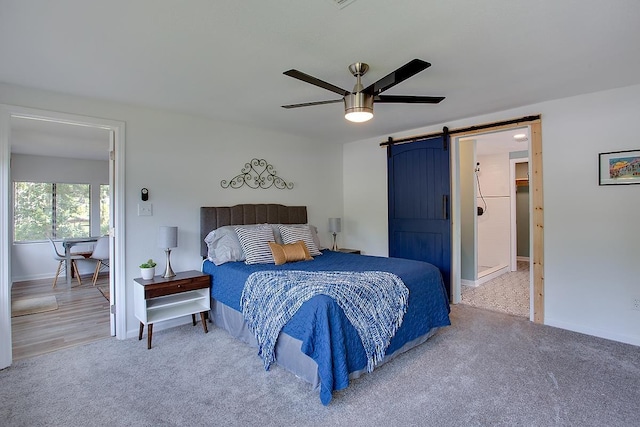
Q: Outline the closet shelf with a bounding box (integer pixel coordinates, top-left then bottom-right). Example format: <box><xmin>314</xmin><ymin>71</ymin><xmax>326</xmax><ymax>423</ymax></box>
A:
<box><xmin>515</xmin><ymin>178</ymin><xmax>529</xmax><ymax>187</ymax></box>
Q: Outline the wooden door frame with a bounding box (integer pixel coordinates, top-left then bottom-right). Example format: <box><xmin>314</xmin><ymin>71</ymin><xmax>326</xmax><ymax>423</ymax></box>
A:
<box><xmin>451</xmin><ymin>118</ymin><xmax>543</xmax><ymax>323</ymax></box>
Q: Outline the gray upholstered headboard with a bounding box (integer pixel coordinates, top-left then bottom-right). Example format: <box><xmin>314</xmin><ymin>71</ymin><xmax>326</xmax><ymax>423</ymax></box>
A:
<box><xmin>200</xmin><ymin>204</ymin><xmax>308</xmax><ymax>258</ymax></box>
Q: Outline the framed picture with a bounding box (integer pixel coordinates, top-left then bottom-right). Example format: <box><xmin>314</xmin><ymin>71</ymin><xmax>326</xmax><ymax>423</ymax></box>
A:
<box><xmin>599</xmin><ymin>149</ymin><xmax>640</xmax><ymax>185</ymax></box>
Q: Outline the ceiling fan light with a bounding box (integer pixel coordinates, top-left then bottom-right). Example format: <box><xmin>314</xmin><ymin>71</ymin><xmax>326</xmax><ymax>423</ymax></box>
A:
<box><xmin>344</xmin><ymin>92</ymin><xmax>374</xmax><ymax>123</ymax></box>
<box><xmin>345</xmin><ymin>110</ymin><xmax>373</xmax><ymax>123</ymax></box>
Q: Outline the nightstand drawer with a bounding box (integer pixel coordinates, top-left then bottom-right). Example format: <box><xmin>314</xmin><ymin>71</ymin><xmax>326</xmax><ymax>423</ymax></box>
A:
<box><xmin>144</xmin><ymin>276</ymin><xmax>209</xmax><ymax>299</ymax></box>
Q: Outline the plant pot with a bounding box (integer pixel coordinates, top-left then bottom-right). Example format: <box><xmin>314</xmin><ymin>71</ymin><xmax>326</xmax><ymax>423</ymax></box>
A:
<box><xmin>140</xmin><ymin>267</ymin><xmax>155</xmax><ymax>280</ymax></box>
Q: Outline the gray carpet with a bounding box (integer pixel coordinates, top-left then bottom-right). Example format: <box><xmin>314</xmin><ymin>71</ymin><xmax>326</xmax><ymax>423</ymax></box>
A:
<box><xmin>1</xmin><ymin>304</ymin><xmax>639</xmax><ymax>426</ymax></box>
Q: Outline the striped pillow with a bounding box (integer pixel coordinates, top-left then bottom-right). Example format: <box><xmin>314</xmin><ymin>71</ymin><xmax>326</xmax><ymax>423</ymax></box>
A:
<box><xmin>278</xmin><ymin>224</ymin><xmax>322</xmax><ymax>256</ymax></box>
<box><xmin>235</xmin><ymin>226</ymin><xmax>275</xmax><ymax>265</ymax></box>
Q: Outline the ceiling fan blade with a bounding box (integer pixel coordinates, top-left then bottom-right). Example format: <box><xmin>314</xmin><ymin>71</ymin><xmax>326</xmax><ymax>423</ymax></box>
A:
<box><xmin>376</xmin><ymin>95</ymin><xmax>445</xmax><ymax>104</ymax></box>
<box><xmin>281</xmin><ymin>99</ymin><xmax>343</xmax><ymax>109</ymax></box>
<box><xmin>283</xmin><ymin>70</ymin><xmax>350</xmax><ymax>96</ymax></box>
<box><xmin>363</xmin><ymin>59</ymin><xmax>431</xmax><ymax>96</ymax></box>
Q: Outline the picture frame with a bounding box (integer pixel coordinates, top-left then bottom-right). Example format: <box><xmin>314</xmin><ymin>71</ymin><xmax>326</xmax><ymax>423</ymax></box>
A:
<box><xmin>598</xmin><ymin>149</ymin><xmax>640</xmax><ymax>185</ymax></box>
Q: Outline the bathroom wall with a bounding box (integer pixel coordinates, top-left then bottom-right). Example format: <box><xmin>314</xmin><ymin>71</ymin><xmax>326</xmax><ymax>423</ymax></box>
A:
<box><xmin>476</xmin><ymin>152</ymin><xmax>510</xmax><ymax>272</ymax></box>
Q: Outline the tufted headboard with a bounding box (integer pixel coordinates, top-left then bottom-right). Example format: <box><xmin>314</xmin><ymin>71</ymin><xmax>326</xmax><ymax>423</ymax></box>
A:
<box><xmin>200</xmin><ymin>204</ymin><xmax>308</xmax><ymax>258</ymax></box>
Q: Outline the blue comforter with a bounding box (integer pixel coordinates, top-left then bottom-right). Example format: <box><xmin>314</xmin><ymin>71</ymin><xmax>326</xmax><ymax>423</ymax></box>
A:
<box><xmin>203</xmin><ymin>250</ymin><xmax>450</xmax><ymax>405</ymax></box>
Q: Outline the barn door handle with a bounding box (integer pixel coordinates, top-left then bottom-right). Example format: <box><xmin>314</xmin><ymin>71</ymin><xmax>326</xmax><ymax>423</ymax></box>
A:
<box><xmin>442</xmin><ymin>195</ymin><xmax>449</xmax><ymax>220</ymax></box>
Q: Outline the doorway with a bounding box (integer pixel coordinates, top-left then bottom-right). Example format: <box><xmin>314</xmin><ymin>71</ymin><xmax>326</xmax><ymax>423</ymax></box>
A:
<box><xmin>510</xmin><ymin>158</ymin><xmax>530</xmax><ymax>270</ymax></box>
<box><xmin>458</xmin><ymin>128</ymin><xmax>530</xmax><ymax>317</ymax></box>
<box><xmin>451</xmin><ymin>119</ymin><xmax>543</xmax><ymax>323</ymax></box>
<box><xmin>0</xmin><ymin>105</ymin><xmax>126</xmax><ymax>369</ymax></box>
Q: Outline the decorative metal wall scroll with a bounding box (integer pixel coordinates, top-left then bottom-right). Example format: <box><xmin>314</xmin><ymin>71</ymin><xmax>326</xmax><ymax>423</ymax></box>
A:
<box><xmin>221</xmin><ymin>158</ymin><xmax>294</xmax><ymax>189</ymax></box>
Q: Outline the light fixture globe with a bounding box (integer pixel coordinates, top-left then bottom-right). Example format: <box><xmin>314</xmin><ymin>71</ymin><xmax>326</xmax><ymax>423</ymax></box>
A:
<box><xmin>344</xmin><ymin>92</ymin><xmax>373</xmax><ymax>123</ymax></box>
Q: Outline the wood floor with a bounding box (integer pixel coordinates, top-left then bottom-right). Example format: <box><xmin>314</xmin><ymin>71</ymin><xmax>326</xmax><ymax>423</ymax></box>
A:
<box><xmin>11</xmin><ymin>273</ymin><xmax>111</xmax><ymax>361</ymax></box>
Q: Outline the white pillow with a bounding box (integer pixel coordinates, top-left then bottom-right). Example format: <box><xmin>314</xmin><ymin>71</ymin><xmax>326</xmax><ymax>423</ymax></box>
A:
<box><xmin>278</xmin><ymin>224</ymin><xmax>322</xmax><ymax>256</ymax></box>
<box><xmin>205</xmin><ymin>224</ymin><xmax>273</xmax><ymax>265</ymax></box>
<box><xmin>205</xmin><ymin>227</ymin><xmax>243</xmax><ymax>265</ymax></box>
<box><xmin>235</xmin><ymin>225</ymin><xmax>276</xmax><ymax>265</ymax></box>
<box><xmin>308</xmin><ymin>224</ymin><xmax>324</xmax><ymax>250</ymax></box>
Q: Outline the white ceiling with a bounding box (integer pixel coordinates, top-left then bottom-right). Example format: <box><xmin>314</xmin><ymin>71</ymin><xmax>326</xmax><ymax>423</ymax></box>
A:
<box><xmin>2</xmin><ymin>0</ymin><xmax>640</xmax><ymax>152</ymax></box>
<box><xmin>466</xmin><ymin>128</ymin><xmax>529</xmax><ymax>156</ymax></box>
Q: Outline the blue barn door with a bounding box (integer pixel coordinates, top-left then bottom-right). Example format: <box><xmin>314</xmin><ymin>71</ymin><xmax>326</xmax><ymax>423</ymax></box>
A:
<box><xmin>388</xmin><ymin>135</ymin><xmax>451</xmax><ymax>299</ymax></box>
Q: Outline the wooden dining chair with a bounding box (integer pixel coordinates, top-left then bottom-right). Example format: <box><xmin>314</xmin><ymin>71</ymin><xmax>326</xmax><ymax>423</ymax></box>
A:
<box><xmin>48</xmin><ymin>236</ymin><xmax>84</xmax><ymax>288</ymax></box>
<box><xmin>89</xmin><ymin>236</ymin><xmax>110</xmax><ymax>286</ymax></box>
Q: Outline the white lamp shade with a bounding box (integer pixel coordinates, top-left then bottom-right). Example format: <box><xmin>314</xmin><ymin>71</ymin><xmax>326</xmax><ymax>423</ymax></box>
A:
<box><xmin>158</xmin><ymin>226</ymin><xmax>178</xmax><ymax>248</ymax></box>
<box><xmin>328</xmin><ymin>218</ymin><xmax>342</xmax><ymax>233</ymax></box>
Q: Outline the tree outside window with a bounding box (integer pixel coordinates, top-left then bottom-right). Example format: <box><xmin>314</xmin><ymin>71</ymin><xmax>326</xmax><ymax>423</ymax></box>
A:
<box><xmin>14</xmin><ymin>182</ymin><xmax>91</xmax><ymax>242</ymax></box>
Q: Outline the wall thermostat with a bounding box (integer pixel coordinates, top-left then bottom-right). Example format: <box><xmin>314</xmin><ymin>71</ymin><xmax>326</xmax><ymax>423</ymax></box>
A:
<box><xmin>141</xmin><ymin>188</ymin><xmax>149</xmax><ymax>201</ymax></box>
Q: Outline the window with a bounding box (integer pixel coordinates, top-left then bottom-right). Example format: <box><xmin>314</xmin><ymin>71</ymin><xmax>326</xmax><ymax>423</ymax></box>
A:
<box><xmin>13</xmin><ymin>181</ymin><xmax>91</xmax><ymax>242</ymax></box>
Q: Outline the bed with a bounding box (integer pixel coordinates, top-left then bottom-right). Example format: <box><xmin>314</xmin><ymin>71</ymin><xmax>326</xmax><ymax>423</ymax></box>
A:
<box><xmin>200</xmin><ymin>204</ymin><xmax>450</xmax><ymax>405</ymax></box>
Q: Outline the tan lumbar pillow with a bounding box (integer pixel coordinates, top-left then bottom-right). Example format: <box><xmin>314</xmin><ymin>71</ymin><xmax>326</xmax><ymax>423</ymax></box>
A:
<box><xmin>268</xmin><ymin>240</ymin><xmax>313</xmax><ymax>265</ymax></box>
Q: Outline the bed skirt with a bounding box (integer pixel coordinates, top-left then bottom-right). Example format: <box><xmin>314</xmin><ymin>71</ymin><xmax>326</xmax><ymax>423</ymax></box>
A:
<box><xmin>210</xmin><ymin>298</ymin><xmax>441</xmax><ymax>392</ymax></box>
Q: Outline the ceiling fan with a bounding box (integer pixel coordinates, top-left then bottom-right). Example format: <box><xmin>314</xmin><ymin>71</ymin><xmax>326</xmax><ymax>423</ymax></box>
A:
<box><xmin>281</xmin><ymin>59</ymin><xmax>445</xmax><ymax>123</ymax></box>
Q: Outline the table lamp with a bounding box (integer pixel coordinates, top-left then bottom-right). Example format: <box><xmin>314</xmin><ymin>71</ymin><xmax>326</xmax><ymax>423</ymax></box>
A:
<box><xmin>158</xmin><ymin>226</ymin><xmax>178</xmax><ymax>278</ymax></box>
<box><xmin>328</xmin><ymin>218</ymin><xmax>341</xmax><ymax>251</ymax></box>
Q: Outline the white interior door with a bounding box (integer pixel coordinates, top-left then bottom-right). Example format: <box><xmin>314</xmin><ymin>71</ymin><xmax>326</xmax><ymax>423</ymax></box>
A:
<box><xmin>0</xmin><ymin>106</ymin><xmax>12</xmax><ymax>369</ymax></box>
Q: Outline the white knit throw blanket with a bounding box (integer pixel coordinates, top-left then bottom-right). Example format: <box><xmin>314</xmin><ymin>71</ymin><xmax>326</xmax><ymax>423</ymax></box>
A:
<box><xmin>241</xmin><ymin>270</ymin><xmax>409</xmax><ymax>372</ymax></box>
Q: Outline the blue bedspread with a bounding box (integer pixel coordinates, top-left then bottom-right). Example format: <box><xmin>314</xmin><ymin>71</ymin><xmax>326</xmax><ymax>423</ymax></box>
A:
<box><xmin>203</xmin><ymin>250</ymin><xmax>450</xmax><ymax>405</ymax></box>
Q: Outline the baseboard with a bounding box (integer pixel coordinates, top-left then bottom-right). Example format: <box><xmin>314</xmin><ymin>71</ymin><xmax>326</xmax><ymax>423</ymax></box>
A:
<box><xmin>545</xmin><ymin>317</ymin><xmax>640</xmax><ymax>347</ymax></box>
<box><xmin>516</xmin><ymin>256</ymin><xmax>530</xmax><ymax>262</ymax></box>
<box><xmin>12</xmin><ymin>273</ymin><xmax>53</xmax><ymax>282</ymax></box>
<box><xmin>12</xmin><ymin>272</ymin><xmax>96</xmax><ymax>283</ymax></box>
<box><xmin>462</xmin><ymin>266</ymin><xmax>510</xmax><ymax>288</ymax></box>
<box><xmin>461</xmin><ymin>279</ymin><xmax>478</xmax><ymax>288</ymax></box>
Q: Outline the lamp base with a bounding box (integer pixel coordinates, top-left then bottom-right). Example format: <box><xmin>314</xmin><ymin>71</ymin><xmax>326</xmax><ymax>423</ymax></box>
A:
<box><xmin>331</xmin><ymin>233</ymin><xmax>339</xmax><ymax>251</ymax></box>
<box><xmin>163</xmin><ymin>248</ymin><xmax>176</xmax><ymax>278</ymax></box>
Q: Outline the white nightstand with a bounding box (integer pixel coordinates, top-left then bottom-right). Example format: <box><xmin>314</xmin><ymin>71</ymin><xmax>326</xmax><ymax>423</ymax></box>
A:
<box><xmin>134</xmin><ymin>270</ymin><xmax>210</xmax><ymax>349</ymax></box>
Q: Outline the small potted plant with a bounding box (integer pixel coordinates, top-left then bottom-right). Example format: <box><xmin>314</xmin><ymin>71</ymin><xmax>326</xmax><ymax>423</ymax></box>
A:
<box><xmin>139</xmin><ymin>259</ymin><xmax>157</xmax><ymax>280</ymax></box>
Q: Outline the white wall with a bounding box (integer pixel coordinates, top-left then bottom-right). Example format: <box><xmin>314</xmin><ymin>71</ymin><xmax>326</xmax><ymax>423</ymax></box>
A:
<box><xmin>3</xmin><ymin>81</ymin><xmax>639</xmax><ymax>347</ymax></box>
<box><xmin>342</xmin><ymin>140</ymin><xmax>389</xmax><ymax>255</ymax></box>
<box><xmin>476</xmin><ymin>152</ymin><xmax>510</xmax><ymax>271</ymax></box>
<box><xmin>11</xmin><ymin>154</ymin><xmax>109</xmax><ymax>280</ymax></box>
<box><xmin>343</xmin><ymin>83</ymin><xmax>640</xmax><ymax>346</ymax></box>
<box><xmin>1</xmin><ymin>82</ymin><xmax>343</xmax><ymax>338</ymax></box>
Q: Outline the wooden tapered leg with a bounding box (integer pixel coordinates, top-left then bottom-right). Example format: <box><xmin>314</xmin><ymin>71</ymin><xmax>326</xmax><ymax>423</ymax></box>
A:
<box><xmin>192</xmin><ymin>313</ymin><xmax>196</xmax><ymax>326</ymax></box>
<box><xmin>72</xmin><ymin>260</ymin><xmax>82</xmax><ymax>287</ymax></box>
<box><xmin>138</xmin><ymin>322</ymin><xmax>144</xmax><ymax>340</ymax></box>
<box><xmin>200</xmin><ymin>312</ymin><xmax>208</xmax><ymax>334</ymax></box>
<box><xmin>92</xmin><ymin>262</ymin><xmax>101</xmax><ymax>286</ymax></box>
<box><xmin>52</xmin><ymin>261</ymin><xmax>63</xmax><ymax>288</ymax></box>
<box><xmin>147</xmin><ymin>323</ymin><xmax>153</xmax><ymax>349</ymax></box>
